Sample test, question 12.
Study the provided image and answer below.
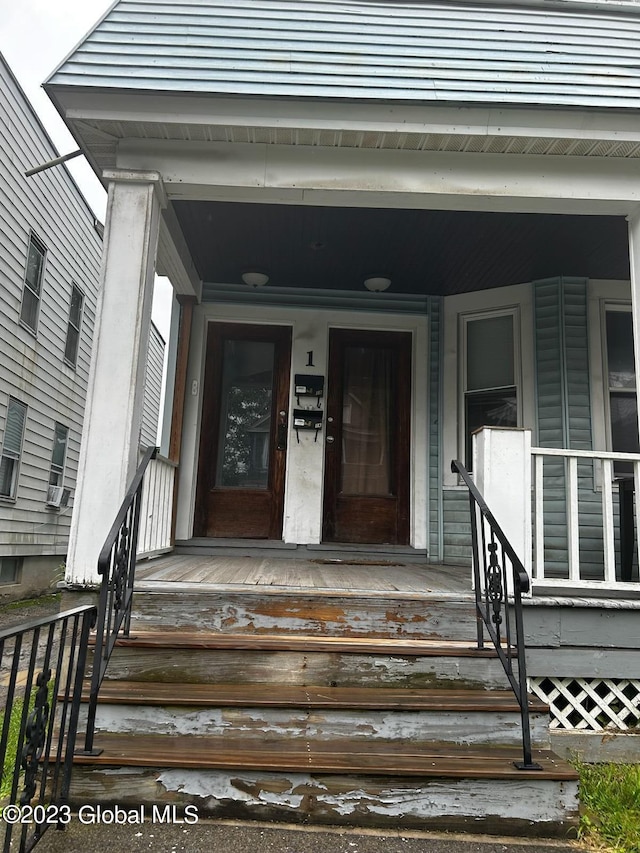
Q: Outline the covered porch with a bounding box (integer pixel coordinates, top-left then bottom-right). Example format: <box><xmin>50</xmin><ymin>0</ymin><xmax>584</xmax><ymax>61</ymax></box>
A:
<box><xmin>41</xmin><ymin>0</ymin><xmax>640</xmax><ymax>600</ymax></box>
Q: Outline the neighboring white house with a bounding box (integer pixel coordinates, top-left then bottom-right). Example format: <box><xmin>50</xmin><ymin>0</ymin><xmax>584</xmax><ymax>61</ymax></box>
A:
<box><xmin>0</xmin><ymin>52</ymin><xmax>165</xmax><ymax>601</ymax></box>
<box><xmin>0</xmin><ymin>53</ymin><xmax>104</xmax><ymax>601</ymax></box>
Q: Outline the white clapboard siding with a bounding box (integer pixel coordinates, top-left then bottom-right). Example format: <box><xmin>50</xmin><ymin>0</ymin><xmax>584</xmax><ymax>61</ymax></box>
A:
<box><xmin>0</xmin><ymin>55</ymin><xmax>103</xmax><ymax>557</ymax></box>
<box><xmin>137</xmin><ymin>453</ymin><xmax>177</xmax><ymax>558</ymax></box>
<box><xmin>140</xmin><ymin>323</ymin><xmax>166</xmax><ymax>449</ymax></box>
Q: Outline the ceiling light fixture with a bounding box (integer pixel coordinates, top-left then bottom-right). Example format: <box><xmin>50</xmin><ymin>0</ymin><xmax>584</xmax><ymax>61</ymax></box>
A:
<box><xmin>364</xmin><ymin>276</ymin><xmax>391</xmax><ymax>292</ymax></box>
<box><xmin>241</xmin><ymin>271</ymin><xmax>269</xmax><ymax>287</ymax></box>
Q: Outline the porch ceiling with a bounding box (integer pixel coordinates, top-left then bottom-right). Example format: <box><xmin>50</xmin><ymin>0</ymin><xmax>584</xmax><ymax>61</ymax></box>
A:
<box><xmin>173</xmin><ymin>200</ymin><xmax>630</xmax><ymax>295</ymax></box>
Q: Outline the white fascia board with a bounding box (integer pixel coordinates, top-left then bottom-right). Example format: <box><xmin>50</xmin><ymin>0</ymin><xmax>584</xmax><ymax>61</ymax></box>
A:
<box><xmin>56</xmin><ymin>89</ymin><xmax>640</xmax><ymax>144</ymax></box>
<box><xmin>116</xmin><ymin>138</ymin><xmax>640</xmax><ymax>215</ymax></box>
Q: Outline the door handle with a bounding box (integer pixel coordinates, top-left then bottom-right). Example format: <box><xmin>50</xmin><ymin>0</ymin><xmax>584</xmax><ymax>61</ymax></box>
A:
<box><xmin>277</xmin><ymin>411</ymin><xmax>287</xmax><ymax>451</ymax></box>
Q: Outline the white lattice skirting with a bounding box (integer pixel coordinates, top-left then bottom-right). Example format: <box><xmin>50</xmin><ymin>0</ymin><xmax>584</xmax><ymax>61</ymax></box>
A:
<box><xmin>529</xmin><ymin>677</ymin><xmax>640</xmax><ymax>731</ymax></box>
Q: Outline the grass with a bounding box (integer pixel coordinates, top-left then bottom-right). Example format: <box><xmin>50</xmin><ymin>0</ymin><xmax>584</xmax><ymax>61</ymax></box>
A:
<box><xmin>574</xmin><ymin>759</ymin><xmax>640</xmax><ymax>853</ymax></box>
<box><xmin>1</xmin><ymin>593</ymin><xmax>60</xmax><ymax>613</ymax></box>
<box><xmin>0</xmin><ymin>697</ymin><xmax>25</xmax><ymax>800</ymax></box>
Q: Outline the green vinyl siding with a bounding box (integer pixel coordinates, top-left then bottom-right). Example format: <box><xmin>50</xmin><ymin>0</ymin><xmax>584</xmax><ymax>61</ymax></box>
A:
<box><xmin>443</xmin><ymin>489</ymin><xmax>472</xmax><ymax>565</ymax></box>
<box><xmin>533</xmin><ymin>277</ymin><xmax>611</xmax><ymax>580</ymax></box>
<box><xmin>427</xmin><ymin>296</ymin><xmax>443</xmax><ymax>562</ymax></box>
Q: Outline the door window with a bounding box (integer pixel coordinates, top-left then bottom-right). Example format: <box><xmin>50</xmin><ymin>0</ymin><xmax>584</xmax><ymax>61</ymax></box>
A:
<box><xmin>341</xmin><ymin>346</ymin><xmax>392</xmax><ymax>496</ymax></box>
<box><xmin>215</xmin><ymin>339</ymin><xmax>275</xmax><ymax>489</ymax></box>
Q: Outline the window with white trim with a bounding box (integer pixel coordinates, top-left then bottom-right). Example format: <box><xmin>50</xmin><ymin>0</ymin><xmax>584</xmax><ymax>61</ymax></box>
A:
<box><xmin>49</xmin><ymin>423</ymin><xmax>69</xmax><ymax>487</ymax></box>
<box><xmin>604</xmin><ymin>306</ymin><xmax>638</xmax><ymax>457</ymax></box>
<box><xmin>461</xmin><ymin>310</ymin><xmax>519</xmax><ymax>467</ymax></box>
<box><xmin>20</xmin><ymin>235</ymin><xmax>46</xmax><ymax>333</ymax></box>
<box><xmin>64</xmin><ymin>284</ymin><xmax>84</xmax><ymax>367</ymax></box>
<box><xmin>0</xmin><ymin>399</ymin><xmax>27</xmax><ymax>499</ymax></box>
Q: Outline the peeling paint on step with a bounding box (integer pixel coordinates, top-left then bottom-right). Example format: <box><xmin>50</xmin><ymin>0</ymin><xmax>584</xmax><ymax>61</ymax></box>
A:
<box><xmin>157</xmin><ymin>769</ymin><xmax>321</xmax><ymax>810</ymax></box>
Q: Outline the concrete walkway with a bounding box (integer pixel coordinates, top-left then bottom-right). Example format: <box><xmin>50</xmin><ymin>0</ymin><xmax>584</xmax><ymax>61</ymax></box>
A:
<box><xmin>29</xmin><ymin>820</ymin><xmax>586</xmax><ymax>853</ymax></box>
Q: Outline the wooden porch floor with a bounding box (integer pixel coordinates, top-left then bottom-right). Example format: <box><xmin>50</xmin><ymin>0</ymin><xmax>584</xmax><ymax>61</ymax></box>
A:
<box><xmin>135</xmin><ymin>554</ymin><xmax>472</xmax><ymax>597</ymax></box>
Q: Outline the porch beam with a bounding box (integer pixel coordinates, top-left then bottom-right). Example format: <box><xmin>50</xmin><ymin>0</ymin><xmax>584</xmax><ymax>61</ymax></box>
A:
<box><xmin>66</xmin><ymin>170</ymin><xmax>165</xmax><ymax>586</ymax></box>
<box><xmin>117</xmin><ymin>139</ymin><xmax>640</xmax><ymax>215</ymax></box>
<box><xmin>157</xmin><ymin>204</ymin><xmax>202</xmax><ymax>300</ymax></box>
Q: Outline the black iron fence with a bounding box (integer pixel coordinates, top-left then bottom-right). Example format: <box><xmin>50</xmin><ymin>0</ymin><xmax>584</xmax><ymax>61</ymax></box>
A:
<box><xmin>451</xmin><ymin>459</ymin><xmax>541</xmax><ymax>771</ymax></box>
<box><xmin>0</xmin><ymin>605</ymin><xmax>96</xmax><ymax>853</ymax></box>
<box><xmin>82</xmin><ymin>445</ymin><xmax>157</xmax><ymax>755</ymax></box>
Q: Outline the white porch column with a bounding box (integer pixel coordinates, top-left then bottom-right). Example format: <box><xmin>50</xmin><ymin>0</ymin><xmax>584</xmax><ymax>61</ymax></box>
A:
<box><xmin>627</xmin><ymin>210</ymin><xmax>640</xmax><ymax>447</ymax></box>
<box><xmin>472</xmin><ymin>427</ymin><xmax>532</xmax><ymax>583</ymax></box>
<box><xmin>66</xmin><ymin>170</ymin><xmax>166</xmax><ymax>585</ymax></box>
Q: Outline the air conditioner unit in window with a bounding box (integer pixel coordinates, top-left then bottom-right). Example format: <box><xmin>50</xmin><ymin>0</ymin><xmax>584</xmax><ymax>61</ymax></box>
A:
<box><xmin>46</xmin><ymin>486</ymin><xmax>70</xmax><ymax>508</ymax></box>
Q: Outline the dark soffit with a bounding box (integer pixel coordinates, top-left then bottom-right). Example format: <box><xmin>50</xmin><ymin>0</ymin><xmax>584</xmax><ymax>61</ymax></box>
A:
<box><xmin>173</xmin><ymin>201</ymin><xmax>630</xmax><ymax>295</ymax></box>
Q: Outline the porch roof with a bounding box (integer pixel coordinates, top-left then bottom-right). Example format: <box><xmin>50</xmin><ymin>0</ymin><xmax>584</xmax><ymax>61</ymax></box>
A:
<box><xmin>47</xmin><ymin>0</ymin><xmax>640</xmax><ymax>111</ymax></box>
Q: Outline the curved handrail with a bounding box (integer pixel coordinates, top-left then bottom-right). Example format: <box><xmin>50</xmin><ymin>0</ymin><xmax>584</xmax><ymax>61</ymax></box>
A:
<box><xmin>451</xmin><ymin>459</ymin><xmax>540</xmax><ymax>771</ymax></box>
<box><xmin>83</xmin><ymin>446</ymin><xmax>158</xmax><ymax>754</ymax></box>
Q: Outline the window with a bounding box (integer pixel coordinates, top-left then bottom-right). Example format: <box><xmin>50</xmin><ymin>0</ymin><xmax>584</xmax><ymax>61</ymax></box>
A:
<box><xmin>20</xmin><ymin>235</ymin><xmax>46</xmax><ymax>333</ymax></box>
<box><xmin>604</xmin><ymin>307</ymin><xmax>638</xmax><ymax>457</ymax></box>
<box><xmin>64</xmin><ymin>284</ymin><xmax>84</xmax><ymax>366</ymax></box>
<box><xmin>462</xmin><ymin>311</ymin><xmax>519</xmax><ymax>467</ymax></box>
<box><xmin>0</xmin><ymin>399</ymin><xmax>27</xmax><ymax>499</ymax></box>
<box><xmin>0</xmin><ymin>557</ymin><xmax>21</xmax><ymax>585</ymax></box>
<box><xmin>49</xmin><ymin>423</ymin><xmax>69</xmax><ymax>487</ymax></box>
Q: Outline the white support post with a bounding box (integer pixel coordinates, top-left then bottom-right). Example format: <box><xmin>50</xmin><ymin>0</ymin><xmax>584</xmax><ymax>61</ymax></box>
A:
<box><xmin>566</xmin><ymin>456</ymin><xmax>580</xmax><ymax>584</ymax></box>
<box><xmin>66</xmin><ymin>170</ymin><xmax>166</xmax><ymax>586</ymax></box>
<box><xmin>472</xmin><ymin>427</ymin><xmax>532</xmax><ymax>589</ymax></box>
<box><xmin>601</xmin><ymin>458</ymin><xmax>616</xmax><ymax>584</ymax></box>
<box><xmin>533</xmin><ymin>453</ymin><xmax>545</xmax><ymax>580</ymax></box>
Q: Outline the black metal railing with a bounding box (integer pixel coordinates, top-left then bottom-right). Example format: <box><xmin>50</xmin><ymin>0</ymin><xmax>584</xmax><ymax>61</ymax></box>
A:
<box><xmin>82</xmin><ymin>445</ymin><xmax>157</xmax><ymax>755</ymax></box>
<box><xmin>1</xmin><ymin>605</ymin><xmax>96</xmax><ymax>853</ymax></box>
<box><xmin>451</xmin><ymin>459</ymin><xmax>541</xmax><ymax>771</ymax></box>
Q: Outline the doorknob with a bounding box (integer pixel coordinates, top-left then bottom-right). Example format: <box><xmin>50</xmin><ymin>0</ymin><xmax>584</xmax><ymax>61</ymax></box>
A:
<box><xmin>326</xmin><ymin>435</ymin><xmax>335</xmax><ymax>444</ymax></box>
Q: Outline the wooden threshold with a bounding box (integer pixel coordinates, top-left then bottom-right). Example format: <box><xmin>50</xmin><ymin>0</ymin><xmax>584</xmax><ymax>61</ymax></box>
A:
<box><xmin>109</xmin><ymin>631</ymin><xmax>508</xmax><ymax>657</ymax></box>
<box><xmin>85</xmin><ymin>681</ymin><xmax>547</xmax><ymax>712</ymax></box>
<box><xmin>73</xmin><ymin>733</ymin><xmax>577</xmax><ymax>781</ymax></box>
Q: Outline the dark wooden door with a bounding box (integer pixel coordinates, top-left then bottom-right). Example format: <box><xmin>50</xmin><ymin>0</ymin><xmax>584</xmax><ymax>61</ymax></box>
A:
<box><xmin>322</xmin><ymin>329</ymin><xmax>411</xmax><ymax>545</ymax></box>
<box><xmin>195</xmin><ymin>323</ymin><xmax>291</xmax><ymax>539</ymax></box>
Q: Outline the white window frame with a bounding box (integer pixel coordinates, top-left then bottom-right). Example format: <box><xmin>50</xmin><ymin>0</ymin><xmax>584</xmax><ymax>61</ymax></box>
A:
<box><xmin>0</xmin><ymin>398</ymin><xmax>27</xmax><ymax>501</ymax></box>
<box><xmin>459</xmin><ymin>306</ymin><xmax>522</xmax><ymax>469</ymax></box>
<box><xmin>19</xmin><ymin>233</ymin><xmax>46</xmax><ymax>335</ymax></box>
<box><xmin>587</xmin><ymin>281</ymin><xmax>632</xmax><ymax>455</ymax></box>
<box><xmin>63</xmin><ymin>283</ymin><xmax>84</xmax><ymax>367</ymax></box>
<box><xmin>49</xmin><ymin>422</ymin><xmax>69</xmax><ymax>487</ymax></box>
<box><xmin>443</xmin><ymin>282</ymin><xmax>534</xmax><ymax>488</ymax></box>
<box><xmin>601</xmin><ymin>301</ymin><xmax>637</xmax><ymax>454</ymax></box>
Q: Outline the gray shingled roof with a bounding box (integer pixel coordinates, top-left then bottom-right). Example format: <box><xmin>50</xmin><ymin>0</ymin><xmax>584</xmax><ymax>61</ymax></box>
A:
<box><xmin>46</xmin><ymin>0</ymin><xmax>640</xmax><ymax>109</ymax></box>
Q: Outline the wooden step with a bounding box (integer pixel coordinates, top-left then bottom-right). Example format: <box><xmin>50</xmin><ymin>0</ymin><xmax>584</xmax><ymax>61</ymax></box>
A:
<box><xmin>129</xmin><ymin>589</ymin><xmax>478</xmax><ymax>640</ymax></box>
<box><xmin>86</xmin><ymin>681</ymin><xmax>545</xmax><ymax>712</ymax></box>
<box><xmin>100</xmin><ymin>634</ymin><xmax>516</xmax><ymax>689</ymax></box>
<box><xmin>109</xmin><ymin>631</ymin><xmax>505</xmax><ymax>657</ymax></box>
<box><xmin>73</xmin><ymin>733</ymin><xmax>576</xmax><ymax>781</ymax></box>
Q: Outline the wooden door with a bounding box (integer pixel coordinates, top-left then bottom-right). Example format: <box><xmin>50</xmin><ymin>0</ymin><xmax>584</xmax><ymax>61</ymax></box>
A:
<box><xmin>322</xmin><ymin>329</ymin><xmax>411</xmax><ymax>545</ymax></box>
<box><xmin>195</xmin><ymin>323</ymin><xmax>291</xmax><ymax>539</ymax></box>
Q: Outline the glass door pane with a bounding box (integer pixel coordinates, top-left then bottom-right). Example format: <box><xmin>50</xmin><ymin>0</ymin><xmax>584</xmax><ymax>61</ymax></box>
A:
<box><xmin>340</xmin><ymin>346</ymin><xmax>392</xmax><ymax>495</ymax></box>
<box><xmin>216</xmin><ymin>339</ymin><xmax>275</xmax><ymax>488</ymax></box>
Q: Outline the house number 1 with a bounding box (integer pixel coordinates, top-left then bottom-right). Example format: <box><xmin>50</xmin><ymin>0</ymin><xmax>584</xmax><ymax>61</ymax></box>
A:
<box><xmin>306</xmin><ymin>351</ymin><xmax>314</xmax><ymax>367</ymax></box>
